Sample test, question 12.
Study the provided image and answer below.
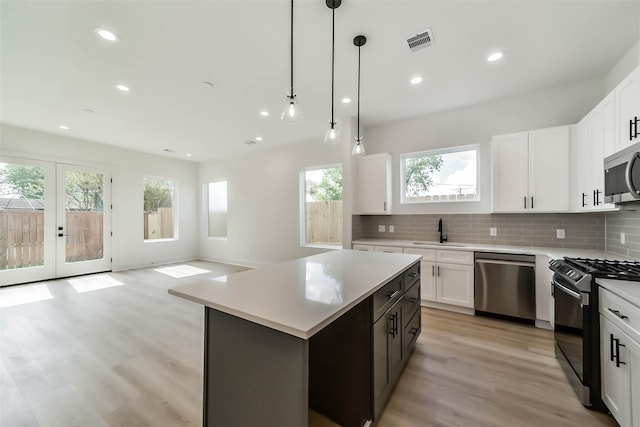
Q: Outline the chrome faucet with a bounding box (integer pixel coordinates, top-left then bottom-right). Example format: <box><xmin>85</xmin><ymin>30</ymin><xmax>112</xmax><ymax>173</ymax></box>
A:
<box><xmin>438</xmin><ymin>218</ymin><xmax>448</xmax><ymax>243</ymax></box>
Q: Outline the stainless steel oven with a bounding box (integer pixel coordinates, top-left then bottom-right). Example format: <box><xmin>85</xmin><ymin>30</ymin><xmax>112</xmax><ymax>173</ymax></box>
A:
<box><xmin>552</xmin><ymin>276</ymin><xmax>592</xmax><ymax>405</ymax></box>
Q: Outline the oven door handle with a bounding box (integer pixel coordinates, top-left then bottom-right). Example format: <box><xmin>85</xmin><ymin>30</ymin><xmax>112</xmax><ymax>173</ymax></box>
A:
<box><xmin>552</xmin><ymin>280</ymin><xmax>589</xmax><ymax>306</ymax></box>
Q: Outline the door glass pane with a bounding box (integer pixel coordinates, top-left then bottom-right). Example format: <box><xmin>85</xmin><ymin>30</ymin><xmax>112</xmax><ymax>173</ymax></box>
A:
<box><xmin>65</xmin><ymin>170</ymin><xmax>104</xmax><ymax>262</ymax></box>
<box><xmin>0</xmin><ymin>162</ymin><xmax>46</xmax><ymax>270</ymax></box>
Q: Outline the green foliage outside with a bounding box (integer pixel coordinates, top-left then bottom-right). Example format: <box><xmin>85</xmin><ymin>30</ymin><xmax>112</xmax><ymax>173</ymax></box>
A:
<box><xmin>144</xmin><ymin>178</ymin><xmax>174</xmax><ymax>212</ymax></box>
<box><xmin>0</xmin><ymin>164</ymin><xmax>45</xmax><ymax>199</ymax></box>
<box><xmin>66</xmin><ymin>171</ymin><xmax>103</xmax><ymax>211</ymax></box>
<box><xmin>307</xmin><ymin>167</ymin><xmax>343</xmax><ymax>201</ymax></box>
<box><xmin>404</xmin><ymin>155</ymin><xmax>444</xmax><ymax>197</ymax></box>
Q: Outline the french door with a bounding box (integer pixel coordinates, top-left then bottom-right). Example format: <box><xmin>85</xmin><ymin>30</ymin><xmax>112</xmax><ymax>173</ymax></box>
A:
<box><xmin>0</xmin><ymin>157</ymin><xmax>111</xmax><ymax>286</ymax></box>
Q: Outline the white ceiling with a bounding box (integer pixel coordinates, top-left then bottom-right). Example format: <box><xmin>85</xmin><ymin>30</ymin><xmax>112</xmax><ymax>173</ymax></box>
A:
<box><xmin>1</xmin><ymin>1</ymin><xmax>639</xmax><ymax>161</ymax></box>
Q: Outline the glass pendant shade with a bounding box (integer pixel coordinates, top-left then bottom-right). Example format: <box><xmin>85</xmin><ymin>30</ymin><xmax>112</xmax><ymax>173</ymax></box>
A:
<box><xmin>324</xmin><ymin>123</ymin><xmax>341</xmax><ymax>143</ymax></box>
<box><xmin>352</xmin><ymin>137</ymin><xmax>365</xmax><ymax>155</ymax></box>
<box><xmin>281</xmin><ymin>94</ymin><xmax>303</xmax><ymax>124</ymax></box>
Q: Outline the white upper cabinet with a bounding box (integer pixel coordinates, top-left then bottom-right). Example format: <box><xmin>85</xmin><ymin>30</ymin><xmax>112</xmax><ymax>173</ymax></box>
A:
<box><xmin>570</xmin><ymin>93</ymin><xmax>616</xmax><ymax>211</ymax></box>
<box><xmin>359</xmin><ymin>153</ymin><xmax>392</xmax><ymax>215</ymax></box>
<box><xmin>492</xmin><ymin>126</ymin><xmax>570</xmax><ymax>212</ymax></box>
<box><xmin>614</xmin><ymin>65</ymin><xmax>640</xmax><ymax>154</ymax></box>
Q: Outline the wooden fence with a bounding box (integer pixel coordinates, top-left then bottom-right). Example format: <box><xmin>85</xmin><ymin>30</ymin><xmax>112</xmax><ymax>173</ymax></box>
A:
<box><xmin>0</xmin><ymin>210</ymin><xmax>104</xmax><ymax>270</ymax></box>
<box><xmin>144</xmin><ymin>207</ymin><xmax>174</xmax><ymax>240</ymax></box>
<box><xmin>306</xmin><ymin>200</ymin><xmax>342</xmax><ymax>245</ymax></box>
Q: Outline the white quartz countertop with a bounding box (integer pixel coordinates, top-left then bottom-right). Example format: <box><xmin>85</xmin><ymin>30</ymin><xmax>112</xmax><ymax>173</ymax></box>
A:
<box><xmin>169</xmin><ymin>250</ymin><xmax>421</xmax><ymax>339</ymax></box>
<box><xmin>597</xmin><ymin>278</ymin><xmax>640</xmax><ymax>308</ymax></box>
<box><xmin>352</xmin><ymin>238</ymin><xmax>624</xmax><ymax>260</ymax></box>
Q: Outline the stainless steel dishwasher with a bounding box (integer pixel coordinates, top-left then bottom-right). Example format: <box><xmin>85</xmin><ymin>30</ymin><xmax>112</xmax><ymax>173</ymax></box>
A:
<box><xmin>474</xmin><ymin>252</ymin><xmax>536</xmax><ymax>322</ymax></box>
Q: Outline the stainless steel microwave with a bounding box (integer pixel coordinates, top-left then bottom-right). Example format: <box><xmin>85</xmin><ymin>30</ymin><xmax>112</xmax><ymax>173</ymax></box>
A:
<box><xmin>604</xmin><ymin>144</ymin><xmax>640</xmax><ymax>204</ymax></box>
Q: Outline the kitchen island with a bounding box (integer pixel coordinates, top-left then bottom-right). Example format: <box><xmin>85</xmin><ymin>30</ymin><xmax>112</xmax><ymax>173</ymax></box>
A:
<box><xmin>169</xmin><ymin>249</ymin><xmax>421</xmax><ymax>427</ymax></box>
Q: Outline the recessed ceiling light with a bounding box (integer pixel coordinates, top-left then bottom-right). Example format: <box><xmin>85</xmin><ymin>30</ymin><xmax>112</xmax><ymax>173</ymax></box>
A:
<box><xmin>186</xmin><ymin>153</ymin><xmax>192</xmax><ymax>157</ymax></box>
<box><xmin>410</xmin><ymin>76</ymin><xmax>423</xmax><ymax>85</ymax></box>
<box><xmin>260</xmin><ymin>111</ymin><xmax>269</xmax><ymax>117</ymax></box>
<box><xmin>94</xmin><ymin>28</ymin><xmax>118</xmax><ymax>42</ymax></box>
<box><xmin>116</xmin><ymin>84</ymin><xmax>130</xmax><ymax>92</ymax></box>
<box><xmin>82</xmin><ymin>108</ymin><xmax>95</xmax><ymax>114</ymax></box>
<box><xmin>341</xmin><ymin>97</ymin><xmax>351</xmax><ymax>104</ymax></box>
<box><xmin>255</xmin><ymin>136</ymin><xmax>263</xmax><ymax>141</ymax></box>
<box><xmin>487</xmin><ymin>51</ymin><xmax>504</xmax><ymax>62</ymax></box>
<box><xmin>59</xmin><ymin>125</ymin><xmax>69</xmax><ymax>130</ymax></box>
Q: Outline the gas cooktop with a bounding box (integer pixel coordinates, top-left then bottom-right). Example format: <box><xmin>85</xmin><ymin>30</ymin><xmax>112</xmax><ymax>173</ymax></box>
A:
<box><xmin>565</xmin><ymin>257</ymin><xmax>640</xmax><ymax>281</ymax></box>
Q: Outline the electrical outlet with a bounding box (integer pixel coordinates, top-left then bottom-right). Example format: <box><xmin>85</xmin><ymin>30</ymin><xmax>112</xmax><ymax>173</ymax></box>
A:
<box><xmin>556</xmin><ymin>229</ymin><xmax>565</xmax><ymax>239</ymax></box>
<box><xmin>378</xmin><ymin>225</ymin><xmax>386</xmax><ymax>232</ymax></box>
<box><xmin>489</xmin><ymin>227</ymin><xmax>497</xmax><ymax>237</ymax></box>
<box><xmin>621</xmin><ymin>232</ymin><xmax>626</xmax><ymax>244</ymax></box>
<box><xmin>389</xmin><ymin>225</ymin><xmax>395</xmax><ymax>233</ymax></box>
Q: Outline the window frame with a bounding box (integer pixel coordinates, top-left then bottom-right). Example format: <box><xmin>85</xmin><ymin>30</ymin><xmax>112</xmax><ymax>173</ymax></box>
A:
<box><xmin>400</xmin><ymin>144</ymin><xmax>480</xmax><ymax>205</ymax></box>
<box><xmin>143</xmin><ymin>175</ymin><xmax>178</xmax><ymax>242</ymax></box>
<box><xmin>299</xmin><ymin>163</ymin><xmax>344</xmax><ymax>249</ymax></box>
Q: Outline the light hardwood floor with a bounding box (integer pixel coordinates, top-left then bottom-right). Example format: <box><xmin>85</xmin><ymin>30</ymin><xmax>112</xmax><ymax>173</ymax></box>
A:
<box><xmin>0</xmin><ymin>261</ymin><xmax>618</xmax><ymax>427</ymax></box>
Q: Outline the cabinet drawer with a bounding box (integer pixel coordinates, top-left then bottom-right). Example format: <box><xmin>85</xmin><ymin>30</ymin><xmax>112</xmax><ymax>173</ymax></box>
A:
<box><xmin>600</xmin><ymin>287</ymin><xmax>640</xmax><ymax>343</ymax></box>
<box><xmin>403</xmin><ymin>308</ymin><xmax>421</xmax><ymax>352</ymax></box>
<box><xmin>403</xmin><ymin>247</ymin><xmax>436</xmax><ymax>261</ymax></box>
<box><xmin>373</xmin><ymin>276</ymin><xmax>403</xmax><ymax>322</ymax></box>
<box><xmin>403</xmin><ymin>282</ymin><xmax>421</xmax><ymax>326</ymax></box>
<box><xmin>437</xmin><ymin>250</ymin><xmax>473</xmax><ymax>265</ymax></box>
<box><xmin>352</xmin><ymin>244</ymin><xmax>373</xmax><ymax>251</ymax></box>
<box><xmin>403</xmin><ymin>262</ymin><xmax>420</xmax><ymax>291</ymax></box>
<box><xmin>374</xmin><ymin>246</ymin><xmax>403</xmax><ymax>254</ymax></box>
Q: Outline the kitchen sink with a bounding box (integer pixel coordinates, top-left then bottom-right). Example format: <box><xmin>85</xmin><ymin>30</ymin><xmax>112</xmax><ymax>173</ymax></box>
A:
<box><xmin>411</xmin><ymin>241</ymin><xmax>467</xmax><ymax>248</ymax></box>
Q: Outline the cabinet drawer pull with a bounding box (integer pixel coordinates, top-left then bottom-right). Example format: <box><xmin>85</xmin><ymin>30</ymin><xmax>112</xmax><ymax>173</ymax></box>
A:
<box><xmin>409</xmin><ymin>297</ymin><xmax>418</xmax><ymax>304</ymax></box>
<box><xmin>407</xmin><ymin>272</ymin><xmax>418</xmax><ymax>278</ymax></box>
<box><xmin>409</xmin><ymin>327</ymin><xmax>419</xmax><ymax>335</ymax></box>
<box><xmin>608</xmin><ymin>308</ymin><xmax>629</xmax><ymax>320</ymax></box>
<box><xmin>387</xmin><ymin>290</ymin><xmax>401</xmax><ymax>300</ymax></box>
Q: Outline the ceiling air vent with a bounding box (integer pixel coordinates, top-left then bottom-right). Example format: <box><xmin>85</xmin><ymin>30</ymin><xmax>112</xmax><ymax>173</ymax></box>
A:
<box><xmin>406</xmin><ymin>28</ymin><xmax>433</xmax><ymax>52</ymax></box>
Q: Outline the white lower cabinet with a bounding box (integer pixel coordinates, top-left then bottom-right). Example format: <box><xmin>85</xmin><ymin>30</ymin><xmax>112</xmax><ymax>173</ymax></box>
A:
<box><xmin>404</xmin><ymin>248</ymin><xmax>474</xmax><ymax>310</ymax></box>
<box><xmin>600</xmin><ymin>286</ymin><xmax>640</xmax><ymax>427</ymax></box>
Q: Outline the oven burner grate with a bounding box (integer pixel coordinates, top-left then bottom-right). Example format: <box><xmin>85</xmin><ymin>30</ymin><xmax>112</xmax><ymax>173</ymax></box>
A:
<box><xmin>565</xmin><ymin>257</ymin><xmax>640</xmax><ymax>281</ymax></box>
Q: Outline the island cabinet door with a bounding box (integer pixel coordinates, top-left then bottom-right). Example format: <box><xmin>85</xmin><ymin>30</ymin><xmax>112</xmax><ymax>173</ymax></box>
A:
<box><xmin>373</xmin><ymin>313</ymin><xmax>392</xmax><ymax>420</ymax></box>
<box><xmin>389</xmin><ymin>305</ymin><xmax>404</xmax><ymax>385</ymax></box>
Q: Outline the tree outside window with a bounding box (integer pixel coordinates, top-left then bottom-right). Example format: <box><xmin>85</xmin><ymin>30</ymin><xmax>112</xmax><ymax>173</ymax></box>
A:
<box><xmin>401</xmin><ymin>146</ymin><xmax>479</xmax><ymax>203</ymax></box>
<box><xmin>144</xmin><ymin>177</ymin><xmax>175</xmax><ymax>240</ymax></box>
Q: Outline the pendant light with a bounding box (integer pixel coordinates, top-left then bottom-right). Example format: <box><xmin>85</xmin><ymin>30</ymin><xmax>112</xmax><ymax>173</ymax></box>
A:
<box><xmin>281</xmin><ymin>0</ymin><xmax>302</xmax><ymax>124</ymax></box>
<box><xmin>352</xmin><ymin>35</ymin><xmax>367</xmax><ymax>155</ymax></box>
<box><xmin>324</xmin><ymin>0</ymin><xmax>341</xmax><ymax>143</ymax></box>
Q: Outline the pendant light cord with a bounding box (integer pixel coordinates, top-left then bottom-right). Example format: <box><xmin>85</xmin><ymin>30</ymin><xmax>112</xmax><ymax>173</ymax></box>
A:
<box><xmin>290</xmin><ymin>0</ymin><xmax>294</xmax><ymax>97</ymax></box>
<box><xmin>330</xmin><ymin>7</ymin><xmax>335</xmax><ymax>126</ymax></box>
<box><xmin>357</xmin><ymin>43</ymin><xmax>361</xmax><ymax>139</ymax></box>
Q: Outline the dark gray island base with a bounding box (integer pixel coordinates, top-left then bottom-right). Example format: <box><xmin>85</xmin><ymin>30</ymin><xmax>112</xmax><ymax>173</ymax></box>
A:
<box><xmin>169</xmin><ymin>250</ymin><xmax>422</xmax><ymax>427</ymax></box>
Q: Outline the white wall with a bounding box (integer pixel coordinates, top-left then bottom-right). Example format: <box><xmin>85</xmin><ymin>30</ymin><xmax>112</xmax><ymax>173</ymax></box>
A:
<box><xmin>362</xmin><ymin>77</ymin><xmax>606</xmax><ymax>215</ymax></box>
<box><xmin>0</xmin><ymin>124</ymin><xmax>199</xmax><ymax>270</ymax></box>
<box><xmin>606</xmin><ymin>39</ymin><xmax>640</xmax><ymax>92</ymax></box>
<box><xmin>198</xmin><ymin>138</ymin><xmax>342</xmax><ymax>266</ymax></box>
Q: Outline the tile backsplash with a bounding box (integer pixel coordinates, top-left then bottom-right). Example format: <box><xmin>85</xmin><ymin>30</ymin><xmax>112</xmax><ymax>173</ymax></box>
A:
<box><xmin>352</xmin><ymin>213</ymin><xmax>606</xmax><ymax>250</ymax></box>
<box><xmin>606</xmin><ymin>209</ymin><xmax>640</xmax><ymax>259</ymax></box>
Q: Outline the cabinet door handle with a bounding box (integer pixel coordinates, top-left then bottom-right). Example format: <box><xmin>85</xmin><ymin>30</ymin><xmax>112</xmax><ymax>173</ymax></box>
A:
<box><xmin>437</xmin><ymin>266</ymin><xmax>440</xmax><ymax>276</ymax></box>
<box><xmin>531</xmin><ymin>196</ymin><xmax>534</xmax><ymax>209</ymax></box>
<box><xmin>610</xmin><ymin>333</ymin><xmax>616</xmax><ymax>362</ymax></box>
<box><xmin>614</xmin><ymin>338</ymin><xmax>627</xmax><ymax>368</ymax></box>
<box><xmin>524</xmin><ymin>196</ymin><xmax>527</xmax><ymax>209</ymax></box>
<box><xmin>608</xmin><ymin>308</ymin><xmax>629</xmax><ymax>320</ymax></box>
<box><xmin>383</xmin><ymin>201</ymin><xmax>387</xmax><ymax>212</ymax></box>
<box><xmin>432</xmin><ymin>265</ymin><xmax>435</xmax><ymax>276</ymax></box>
<box><xmin>582</xmin><ymin>193</ymin><xmax>587</xmax><ymax>207</ymax></box>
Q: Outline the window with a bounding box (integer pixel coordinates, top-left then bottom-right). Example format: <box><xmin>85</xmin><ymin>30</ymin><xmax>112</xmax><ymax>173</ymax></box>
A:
<box><xmin>207</xmin><ymin>181</ymin><xmax>227</xmax><ymax>238</ymax></box>
<box><xmin>302</xmin><ymin>165</ymin><xmax>343</xmax><ymax>247</ymax></box>
<box><xmin>401</xmin><ymin>145</ymin><xmax>479</xmax><ymax>203</ymax></box>
<box><xmin>143</xmin><ymin>177</ymin><xmax>176</xmax><ymax>240</ymax></box>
